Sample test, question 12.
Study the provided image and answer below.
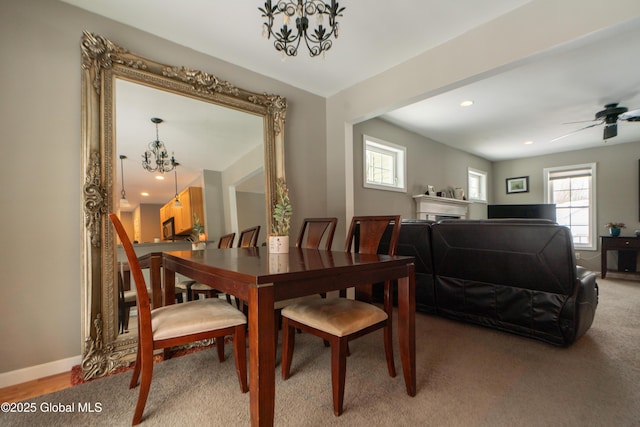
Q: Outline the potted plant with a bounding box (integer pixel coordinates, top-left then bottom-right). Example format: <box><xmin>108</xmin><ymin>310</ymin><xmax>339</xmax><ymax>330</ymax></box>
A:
<box><xmin>605</xmin><ymin>222</ymin><xmax>625</xmax><ymax>237</ymax></box>
<box><xmin>269</xmin><ymin>178</ymin><xmax>292</xmax><ymax>253</ymax></box>
<box><xmin>189</xmin><ymin>213</ymin><xmax>206</xmax><ymax>250</ymax></box>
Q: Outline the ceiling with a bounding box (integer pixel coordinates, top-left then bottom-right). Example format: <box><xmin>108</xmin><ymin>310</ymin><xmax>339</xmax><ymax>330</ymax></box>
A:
<box><xmin>63</xmin><ymin>0</ymin><xmax>640</xmax><ymax>169</ymax></box>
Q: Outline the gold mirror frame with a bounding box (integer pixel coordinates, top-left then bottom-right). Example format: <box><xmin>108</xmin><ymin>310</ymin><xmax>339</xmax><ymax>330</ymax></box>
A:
<box><xmin>80</xmin><ymin>32</ymin><xmax>286</xmax><ymax>380</ymax></box>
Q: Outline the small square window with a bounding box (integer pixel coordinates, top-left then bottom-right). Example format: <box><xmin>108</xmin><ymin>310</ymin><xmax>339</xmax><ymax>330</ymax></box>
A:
<box><xmin>468</xmin><ymin>167</ymin><xmax>487</xmax><ymax>202</ymax></box>
<box><xmin>363</xmin><ymin>135</ymin><xmax>406</xmax><ymax>192</ymax></box>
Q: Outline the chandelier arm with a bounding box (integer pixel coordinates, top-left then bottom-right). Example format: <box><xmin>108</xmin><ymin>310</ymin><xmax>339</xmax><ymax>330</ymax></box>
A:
<box><xmin>260</xmin><ymin>0</ymin><xmax>345</xmax><ymax>57</ymax></box>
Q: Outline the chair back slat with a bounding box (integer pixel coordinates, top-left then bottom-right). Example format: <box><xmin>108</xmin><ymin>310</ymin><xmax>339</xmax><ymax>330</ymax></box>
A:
<box><xmin>108</xmin><ymin>213</ymin><xmax>152</xmax><ymax>333</ymax></box>
<box><xmin>296</xmin><ymin>217</ymin><xmax>338</xmax><ymax>250</ymax></box>
<box><xmin>238</xmin><ymin>225</ymin><xmax>260</xmax><ymax>248</ymax></box>
<box><xmin>345</xmin><ymin>215</ymin><xmax>401</xmax><ymax>255</ymax></box>
<box><xmin>218</xmin><ymin>232</ymin><xmax>235</xmax><ymax>248</ymax></box>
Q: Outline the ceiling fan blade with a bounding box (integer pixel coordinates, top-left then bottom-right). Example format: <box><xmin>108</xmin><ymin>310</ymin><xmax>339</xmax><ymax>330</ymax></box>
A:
<box><xmin>551</xmin><ymin>121</ymin><xmax>603</xmax><ymax>142</ymax></box>
<box><xmin>619</xmin><ymin>108</ymin><xmax>640</xmax><ymax>121</ymax></box>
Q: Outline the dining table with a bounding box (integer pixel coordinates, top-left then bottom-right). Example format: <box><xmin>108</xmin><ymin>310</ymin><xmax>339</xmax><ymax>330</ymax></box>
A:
<box><xmin>161</xmin><ymin>246</ymin><xmax>416</xmax><ymax>426</ymax></box>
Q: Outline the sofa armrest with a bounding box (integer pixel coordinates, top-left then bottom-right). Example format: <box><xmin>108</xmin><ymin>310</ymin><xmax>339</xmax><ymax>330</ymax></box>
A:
<box><xmin>572</xmin><ymin>266</ymin><xmax>598</xmax><ymax>342</ymax></box>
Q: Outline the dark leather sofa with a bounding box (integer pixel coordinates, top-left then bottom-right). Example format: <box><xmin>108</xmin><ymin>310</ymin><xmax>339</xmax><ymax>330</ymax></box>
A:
<box><xmin>376</xmin><ymin>219</ymin><xmax>598</xmax><ymax>346</ymax></box>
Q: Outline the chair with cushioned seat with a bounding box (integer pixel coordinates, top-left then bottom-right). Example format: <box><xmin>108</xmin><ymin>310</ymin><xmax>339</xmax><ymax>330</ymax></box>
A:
<box><xmin>280</xmin><ymin>215</ymin><xmax>401</xmax><ymax>416</ymax></box>
<box><xmin>272</xmin><ymin>218</ymin><xmax>338</xmax><ymax>348</ymax></box>
<box><xmin>109</xmin><ymin>213</ymin><xmax>248</xmax><ymax>425</ymax></box>
<box><xmin>191</xmin><ymin>232</ymin><xmax>238</xmax><ymax>301</ymax></box>
<box><xmin>117</xmin><ymin>264</ymin><xmax>137</xmax><ymax>333</ymax></box>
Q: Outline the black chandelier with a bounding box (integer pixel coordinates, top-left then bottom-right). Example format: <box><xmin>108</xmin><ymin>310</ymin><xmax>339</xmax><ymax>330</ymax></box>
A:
<box><xmin>259</xmin><ymin>0</ymin><xmax>346</xmax><ymax>58</ymax></box>
<box><xmin>142</xmin><ymin>117</ymin><xmax>177</xmax><ymax>173</ymax></box>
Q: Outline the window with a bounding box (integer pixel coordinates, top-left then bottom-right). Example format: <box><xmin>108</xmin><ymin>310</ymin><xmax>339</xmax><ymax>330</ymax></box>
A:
<box><xmin>544</xmin><ymin>163</ymin><xmax>597</xmax><ymax>250</ymax></box>
<box><xmin>467</xmin><ymin>167</ymin><xmax>487</xmax><ymax>202</ymax></box>
<box><xmin>363</xmin><ymin>135</ymin><xmax>406</xmax><ymax>192</ymax></box>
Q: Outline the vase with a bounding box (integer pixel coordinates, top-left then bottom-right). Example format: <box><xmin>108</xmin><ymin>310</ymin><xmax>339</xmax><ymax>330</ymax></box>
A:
<box><xmin>609</xmin><ymin>227</ymin><xmax>621</xmax><ymax>237</ymax></box>
<box><xmin>268</xmin><ymin>235</ymin><xmax>289</xmax><ymax>253</ymax></box>
<box><xmin>191</xmin><ymin>242</ymin><xmax>206</xmax><ymax>250</ymax></box>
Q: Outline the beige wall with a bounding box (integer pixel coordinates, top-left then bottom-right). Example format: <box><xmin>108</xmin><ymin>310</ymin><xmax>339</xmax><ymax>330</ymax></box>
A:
<box><xmin>325</xmin><ymin>0</ymin><xmax>640</xmax><ymax>241</ymax></box>
<box><xmin>2</xmin><ymin>0</ymin><xmax>640</xmax><ymax>379</ymax></box>
<box><xmin>0</xmin><ymin>0</ymin><xmax>325</xmax><ymax>375</ymax></box>
<box><xmin>353</xmin><ymin>118</ymin><xmax>492</xmax><ymax>219</ymax></box>
<box><xmin>493</xmin><ymin>141</ymin><xmax>640</xmax><ymax>271</ymax></box>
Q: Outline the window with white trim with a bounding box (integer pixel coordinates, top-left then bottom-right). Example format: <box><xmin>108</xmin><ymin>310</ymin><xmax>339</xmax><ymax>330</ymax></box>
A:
<box><xmin>363</xmin><ymin>135</ymin><xmax>406</xmax><ymax>192</ymax></box>
<box><xmin>467</xmin><ymin>167</ymin><xmax>487</xmax><ymax>202</ymax></box>
<box><xmin>544</xmin><ymin>163</ymin><xmax>597</xmax><ymax>250</ymax></box>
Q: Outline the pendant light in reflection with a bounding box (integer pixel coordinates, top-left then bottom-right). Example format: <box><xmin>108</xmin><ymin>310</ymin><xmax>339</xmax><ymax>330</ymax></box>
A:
<box><xmin>119</xmin><ymin>155</ymin><xmax>130</xmax><ymax>209</ymax></box>
<box><xmin>173</xmin><ymin>163</ymin><xmax>183</xmax><ymax>208</ymax></box>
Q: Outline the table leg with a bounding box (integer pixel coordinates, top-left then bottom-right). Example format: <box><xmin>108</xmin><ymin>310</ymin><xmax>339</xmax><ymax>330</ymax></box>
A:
<box><xmin>248</xmin><ymin>285</ymin><xmax>276</xmax><ymax>426</ymax></box>
<box><xmin>162</xmin><ymin>267</ymin><xmax>175</xmax><ymax>307</ymax></box>
<box><xmin>396</xmin><ymin>264</ymin><xmax>416</xmax><ymax>396</ymax></box>
<box><xmin>149</xmin><ymin>253</ymin><xmax>162</xmax><ymax>308</ymax></box>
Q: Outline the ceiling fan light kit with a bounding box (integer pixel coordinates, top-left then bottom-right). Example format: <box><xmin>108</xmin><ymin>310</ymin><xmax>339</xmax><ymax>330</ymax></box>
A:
<box><xmin>553</xmin><ymin>102</ymin><xmax>640</xmax><ymax>143</ymax></box>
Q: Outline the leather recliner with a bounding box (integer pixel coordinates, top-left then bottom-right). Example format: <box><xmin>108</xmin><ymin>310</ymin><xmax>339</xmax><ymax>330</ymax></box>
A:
<box><xmin>376</xmin><ymin>219</ymin><xmax>598</xmax><ymax>346</ymax></box>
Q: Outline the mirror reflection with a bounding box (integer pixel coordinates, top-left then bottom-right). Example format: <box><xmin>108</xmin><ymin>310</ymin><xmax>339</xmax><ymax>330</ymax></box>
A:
<box><xmin>115</xmin><ymin>78</ymin><xmax>266</xmax><ymax>244</ymax></box>
<box><xmin>114</xmin><ymin>79</ymin><xmax>266</xmax><ymax>336</ymax></box>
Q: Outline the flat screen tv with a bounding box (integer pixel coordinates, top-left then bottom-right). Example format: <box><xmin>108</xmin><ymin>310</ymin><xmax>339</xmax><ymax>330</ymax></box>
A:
<box><xmin>487</xmin><ymin>204</ymin><xmax>556</xmax><ymax>222</ymax></box>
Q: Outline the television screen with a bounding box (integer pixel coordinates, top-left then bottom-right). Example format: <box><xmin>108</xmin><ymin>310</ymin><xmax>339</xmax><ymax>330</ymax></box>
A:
<box><xmin>487</xmin><ymin>204</ymin><xmax>556</xmax><ymax>222</ymax></box>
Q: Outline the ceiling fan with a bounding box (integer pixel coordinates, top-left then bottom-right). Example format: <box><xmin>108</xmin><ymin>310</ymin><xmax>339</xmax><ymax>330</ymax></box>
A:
<box><xmin>552</xmin><ymin>103</ymin><xmax>640</xmax><ymax>142</ymax></box>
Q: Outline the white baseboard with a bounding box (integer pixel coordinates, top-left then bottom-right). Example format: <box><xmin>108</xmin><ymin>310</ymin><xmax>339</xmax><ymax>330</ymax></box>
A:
<box><xmin>0</xmin><ymin>355</ymin><xmax>82</xmax><ymax>389</ymax></box>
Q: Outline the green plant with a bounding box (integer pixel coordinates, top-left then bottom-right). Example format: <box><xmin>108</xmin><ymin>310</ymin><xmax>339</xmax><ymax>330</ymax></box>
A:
<box><xmin>189</xmin><ymin>213</ymin><xmax>205</xmax><ymax>242</ymax></box>
<box><xmin>605</xmin><ymin>222</ymin><xmax>626</xmax><ymax>229</ymax></box>
<box><xmin>271</xmin><ymin>178</ymin><xmax>292</xmax><ymax>236</ymax></box>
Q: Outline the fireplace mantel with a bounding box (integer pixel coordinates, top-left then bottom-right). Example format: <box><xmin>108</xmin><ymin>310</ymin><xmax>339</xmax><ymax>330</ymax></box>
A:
<box><xmin>413</xmin><ymin>194</ymin><xmax>472</xmax><ymax>220</ymax></box>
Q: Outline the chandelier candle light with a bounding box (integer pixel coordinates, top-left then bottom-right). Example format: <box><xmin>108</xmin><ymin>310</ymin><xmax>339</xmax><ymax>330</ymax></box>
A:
<box><xmin>119</xmin><ymin>155</ymin><xmax>130</xmax><ymax>209</ymax></box>
<box><xmin>173</xmin><ymin>164</ymin><xmax>183</xmax><ymax>208</ymax></box>
<box><xmin>142</xmin><ymin>117</ymin><xmax>177</xmax><ymax>173</ymax></box>
<box><xmin>259</xmin><ymin>0</ymin><xmax>346</xmax><ymax>58</ymax></box>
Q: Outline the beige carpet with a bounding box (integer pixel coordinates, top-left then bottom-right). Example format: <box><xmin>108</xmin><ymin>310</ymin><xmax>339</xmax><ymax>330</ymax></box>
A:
<box><xmin>3</xmin><ymin>278</ymin><xmax>639</xmax><ymax>426</ymax></box>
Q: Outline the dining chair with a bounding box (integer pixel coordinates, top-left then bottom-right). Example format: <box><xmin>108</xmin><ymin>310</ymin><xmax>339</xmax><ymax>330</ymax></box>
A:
<box><xmin>280</xmin><ymin>215</ymin><xmax>401</xmax><ymax>416</ymax></box>
<box><xmin>238</xmin><ymin>225</ymin><xmax>261</xmax><ymax>248</ymax></box>
<box><xmin>117</xmin><ymin>263</ymin><xmax>137</xmax><ymax>333</ymax></box>
<box><xmin>191</xmin><ymin>232</ymin><xmax>237</xmax><ymax>301</ymax></box>
<box><xmin>108</xmin><ymin>213</ymin><xmax>248</xmax><ymax>425</ymax></box>
<box><xmin>273</xmin><ymin>218</ymin><xmax>338</xmax><ymax>349</ymax></box>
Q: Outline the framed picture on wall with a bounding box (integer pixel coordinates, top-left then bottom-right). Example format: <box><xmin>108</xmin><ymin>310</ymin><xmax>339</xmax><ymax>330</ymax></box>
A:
<box><xmin>506</xmin><ymin>176</ymin><xmax>529</xmax><ymax>194</ymax></box>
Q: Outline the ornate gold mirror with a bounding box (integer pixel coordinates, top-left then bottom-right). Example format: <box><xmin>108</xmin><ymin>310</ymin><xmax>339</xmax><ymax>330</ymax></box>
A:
<box><xmin>80</xmin><ymin>32</ymin><xmax>286</xmax><ymax>380</ymax></box>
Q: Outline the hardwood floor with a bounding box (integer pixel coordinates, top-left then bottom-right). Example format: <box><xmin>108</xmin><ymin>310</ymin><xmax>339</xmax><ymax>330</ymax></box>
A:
<box><xmin>0</xmin><ymin>372</ymin><xmax>72</xmax><ymax>403</ymax></box>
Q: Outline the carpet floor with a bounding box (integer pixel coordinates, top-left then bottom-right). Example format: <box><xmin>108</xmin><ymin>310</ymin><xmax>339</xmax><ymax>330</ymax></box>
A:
<box><xmin>2</xmin><ymin>278</ymin><xmax>639</xmax><ymax>426</ymax></box>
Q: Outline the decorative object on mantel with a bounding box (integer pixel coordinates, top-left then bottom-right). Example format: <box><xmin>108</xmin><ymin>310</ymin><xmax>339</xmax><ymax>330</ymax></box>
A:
<box><xmin>259</xmin><ymin>0</ymin><xmax>346</xmax><ymax>58</ymax></box>
<box><xmin>605</xmin><ymin>222</ymin><xmax>626</xmax><ymax>237</ymax></box>
<box><xmin>454</xmin><ymin>187</ymin><xmax>465</xmax><ymax>200</ymax></box>
<box><xmin>142</xmin><ymin>117</ymin><xmax>177</xmax><ymax>173</ymax></box>
<box><xmin>425</xmin><ymin>185</ymin><xmax>436</xmax><ymax>196</ymax></box>
<box><xmin>269</xmin><ymin>178</ymin><xmax>292</xmax><ymax>253</ymax></box>
<box><xmin>189</xmin><ymin>213</ymin><xmax>206</xmax><ymax>250</ymax></box>
<box><xmin>506</xmin><ymin>176</ymin><xmax>529</xmax><ymax>194</ymax></box>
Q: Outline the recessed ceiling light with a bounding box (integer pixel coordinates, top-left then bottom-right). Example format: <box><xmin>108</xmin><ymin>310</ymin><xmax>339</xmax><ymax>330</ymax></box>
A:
<box><xmin>155</xmin><ymin>175</ymin><xmax>165</xmax><ymax>180</ymax></box>
<box><xmin>460</xmin><ymin>100</ymin><xmax>474</xmax><ymax>107</ymax></box>
<box><xmin>141</xmin><ymin>192</ymin><xmax>149</xmax><ymax>197</ymax></box>
<box><xmin>524</xmin><ymin>140</ymin><xmax>534</xmax><ymax>145</ymax></box>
